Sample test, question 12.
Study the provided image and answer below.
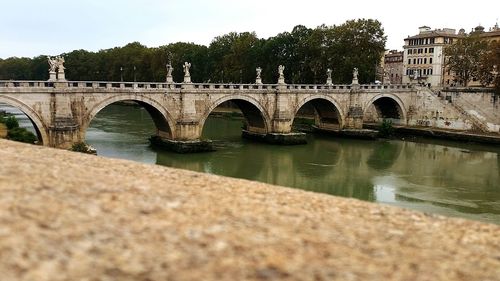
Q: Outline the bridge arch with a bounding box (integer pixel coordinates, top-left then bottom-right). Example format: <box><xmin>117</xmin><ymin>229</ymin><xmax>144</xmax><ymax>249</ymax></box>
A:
<box><xmin>83</xmin><ymin>95</ymin><xmax>176</xmax><ymax>139</ymax></box>
<box><xmin>293</xmin><ymin>95</ymin><xmax>345</xmax><ymax>130</ymax></box>
<box><xmin>201</xmin><ymin>95</ymin><xmax>271</xmax><ymax>135</ymax></box>
<box><xmin>363</xmin><ymin>94</ymin><xmax>407</xmax><ymax>125</ymax></box>
<box><xmin>0</xmin><ymin>96</ymin><xmax>49</xmax><ymax>145</ymax></box>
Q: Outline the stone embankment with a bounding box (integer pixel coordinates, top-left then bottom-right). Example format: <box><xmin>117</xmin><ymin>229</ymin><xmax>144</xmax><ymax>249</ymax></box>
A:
<box><xmin>0</xmin><ymin>139</ymin><xmax>499</xmax><ymax>280</ymax></box>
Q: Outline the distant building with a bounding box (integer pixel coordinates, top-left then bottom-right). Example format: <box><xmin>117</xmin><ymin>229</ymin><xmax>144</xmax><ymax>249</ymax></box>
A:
<box><xmin>402</xmin><ymin>26</ymin><xmax>461</xmax><ymax>87</ymax></box>
<box><xmin>477</xmin><ymin>23</ymin><xmax>500</xmax><ymax>43</ymax></box>
<box><xmin>383</xmin><ymin>50</ymin><xmax>403</xmax><ymax>84</ymax></box>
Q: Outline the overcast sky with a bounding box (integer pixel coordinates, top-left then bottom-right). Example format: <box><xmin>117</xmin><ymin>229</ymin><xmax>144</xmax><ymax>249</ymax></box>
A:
<box><xmin>1</xmin><ymin>0</ymin><xmax>499</xmax><ymax>58</ymax></box>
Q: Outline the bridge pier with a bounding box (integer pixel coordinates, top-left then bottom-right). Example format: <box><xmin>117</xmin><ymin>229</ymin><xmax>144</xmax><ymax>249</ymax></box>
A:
<box><xmin>259</xmin><ymin>117</ymin><xmax>306</xmax><ymax>145</ymax></box>
<box><xmin>149</xmin><ymin>121</ymin><xmax>214</xmax><ymax>153</ymax></box>
<box><xmin>345</xmin><ymin>106</ymin><xmax>364</xmax><ymax>129</ymax></box>
<box><xmin>48</xmin><ymin>117</ymin><xmax>81</xmax><ymax>149</ymax></box>
<box><xmin>241</xmin><ymin>130</ymin><xmax>307</xmax><ymax>145</ymax></box>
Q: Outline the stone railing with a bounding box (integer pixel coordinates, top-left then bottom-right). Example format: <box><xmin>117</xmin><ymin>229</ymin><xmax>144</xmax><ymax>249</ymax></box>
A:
<box><xmin>0</xmin><ymin>80</ymin><xmax>415</xmax><ymax>92</ymax></box>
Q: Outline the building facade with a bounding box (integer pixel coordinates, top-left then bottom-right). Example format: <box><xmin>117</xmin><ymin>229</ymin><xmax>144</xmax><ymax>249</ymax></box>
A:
<box><xmin>402</xmin><ymin>26</ymin><xmax>460</xmax><ymax>87</ymax></box>
<box><xmin>383</xmin><ymin>50</ymin><xmax>403</xmax><ymax>84</ymax></box>
<box><xmin>478</xmin><ymin>23</ymin><xmax>500</xmax><ymax>43</ymax></box>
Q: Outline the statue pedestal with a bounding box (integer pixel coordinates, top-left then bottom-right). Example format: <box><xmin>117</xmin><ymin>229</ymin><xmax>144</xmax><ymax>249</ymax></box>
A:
<box><xmin>278</xmin><ymin>77</ymin><xmax>285</xmax><ymax>84</ymax></box>
<box><xmin>351</xmin><ymin>78</ymin><xmax>359</xmax><ymax>85</ymax></box>
<box><xmin>255</xmin><ymin>78</ymin><xmax>262</xmax><ymax>84</ymax></box>
<box><xmin>183</xmin><ymin>75</ymin><xmax>191</xmax><ymax>83</ymax></box>
<box><xmin>326</xmin><ymin>78</ymin><xmax>332</xmax><ymax>85</ymax></box>
<box><xmin>48</xmin><ymin>71</ymin><xmax>57</xmax><ymax>81</ymax></box>
<box><xmin>166</xmin><ymin>76</ymin><xmax>173</xmax><ymax>83</ymax></box>
<box><xmin>57</xmin><ymin>71</ymin><xmax>66</xmax><ymax>81</ymax></box>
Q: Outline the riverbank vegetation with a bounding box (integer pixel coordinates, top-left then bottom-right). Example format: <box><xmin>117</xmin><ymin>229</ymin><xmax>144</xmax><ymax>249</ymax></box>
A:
<box><xmin>0</xmin><ymin>113</ymin><xmax>37</xmax><ymax>144</ymax></box>
<box><xmin>377</xmin><ymin>119</ymin><xmax>395</xmax><ymax>138</ymax></box>
<box><xmin>0</xmin><ymin>19</ymin><xmax>386</xmax><ymax>84</ymax></box>
<box><xmin>70</xmin><ymin>141</ymin><xmax>97</xmax><ymax>154</ymax></box>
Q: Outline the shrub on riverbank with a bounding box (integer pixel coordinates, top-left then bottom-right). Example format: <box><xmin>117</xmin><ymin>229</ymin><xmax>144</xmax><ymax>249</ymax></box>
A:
<box><xmin>0</xmin><ymin>114</ymin><xmax>37</xmax><ymax>144</ymax></box>
<box><xmin>378</xmin><ymin>119</ymin><xmax>394</xmax><ymax>138</ymax></box>
<box><xmin>7</xmin><ymin>127</ymin><xmax>37</xmax><ymax>143</ymax></box>
<box><xmin>70</xmin><ymin>142</ymin><xmax>97</xmax><ymax>154</ymax></box>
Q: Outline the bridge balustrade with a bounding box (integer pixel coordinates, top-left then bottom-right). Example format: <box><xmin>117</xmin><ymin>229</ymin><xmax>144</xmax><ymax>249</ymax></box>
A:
<box><xmin>0</xmin><ymin>80</ymin><xmax>415</xmax><ymax>93</ymax></box>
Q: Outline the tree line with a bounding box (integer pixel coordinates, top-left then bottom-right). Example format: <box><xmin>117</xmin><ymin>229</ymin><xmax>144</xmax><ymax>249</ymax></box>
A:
<box><xmin>0</xmin><ymin>19</ymin><xmax>386</xmax><ymax>84</ymax></box>
<box><xmin>444</xmin><ymin>34</ymin><xmax>500</xmax><ymax>93</ymax></box>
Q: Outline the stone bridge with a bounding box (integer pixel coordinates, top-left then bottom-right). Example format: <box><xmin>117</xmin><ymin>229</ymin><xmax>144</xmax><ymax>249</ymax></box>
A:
<box><xmin>0</xmin><ymin>79</ymin><xmax>492</xmax><ymax>152</ymax></box>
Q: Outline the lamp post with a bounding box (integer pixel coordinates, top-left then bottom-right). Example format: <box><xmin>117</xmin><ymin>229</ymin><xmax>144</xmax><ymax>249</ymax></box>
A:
<box><xmin>120</xmin><ymin>67</ymin><xmax>123</xmax><ymax>82</ymax></box>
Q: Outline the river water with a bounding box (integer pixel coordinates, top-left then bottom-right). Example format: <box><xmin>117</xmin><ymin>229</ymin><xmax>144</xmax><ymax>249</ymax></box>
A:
<box><xmin>2</xmin><ymin>103</ymin><xmax>500</xmax><ymax>224</ymax></box>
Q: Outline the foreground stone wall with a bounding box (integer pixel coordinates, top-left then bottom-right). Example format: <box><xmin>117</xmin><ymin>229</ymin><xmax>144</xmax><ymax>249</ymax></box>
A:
<box><xmin>0</xmin><ymin>139</ymin><xmax>499</xmax><ymax>280</ymax></box>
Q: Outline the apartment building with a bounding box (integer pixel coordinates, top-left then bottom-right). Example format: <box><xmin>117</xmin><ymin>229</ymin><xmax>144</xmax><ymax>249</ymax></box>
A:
<box><xmin>402</xmin><ymin>26</ymin><xmax>461</xmax><ymax>87</ymax></box>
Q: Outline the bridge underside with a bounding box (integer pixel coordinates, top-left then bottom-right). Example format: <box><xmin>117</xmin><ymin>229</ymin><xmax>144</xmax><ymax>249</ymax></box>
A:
<box><xmin>135</xmin><ymin>101</ymin><xmax>172</xmax><ymax>139</ymax></box>
<box><xmin>364</xmin><ymin>97</ymin><xmax>405</xmax><ymax>125</ymax></box>
<box><xmin>231</xmin><ymin>100</ymin><xmax>267</xmax><ymax>134</ymax></box>
<box><xmin>0</xmin><ymin>101</ymin><xmax>48</xmax><ymax>145</ymax></box>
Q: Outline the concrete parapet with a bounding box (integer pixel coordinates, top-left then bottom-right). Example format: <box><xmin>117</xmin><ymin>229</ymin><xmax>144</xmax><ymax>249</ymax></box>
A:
<box><xmin>0</xmin><ymin>139</ymin><xmax>499</xmax><ymax>280</ymax></box>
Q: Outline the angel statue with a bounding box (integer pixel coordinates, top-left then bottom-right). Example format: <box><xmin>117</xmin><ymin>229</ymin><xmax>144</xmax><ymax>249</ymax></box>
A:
<box><xmin>183</xmin><ymin>62</ymin><xmax>191</xmax><ymax>76</ymax></box>
<box><xmin>47</xmin><ymin>56</ymin><xmax>57</xmax><ymax>72</ymax></box>
<box><xmin>56</xmin><ymin>56</ymin><xmax>65</xmax><ymax>71</ymax></box>
<box><xmin>278</xmin><ymin>65</ymin><xmax>285</xmax><ymax>78</ymax></box>
<box><xmin>166</xmin><ymin>63</ymin><xmax>173</xmax><ymax>76</ymax></box>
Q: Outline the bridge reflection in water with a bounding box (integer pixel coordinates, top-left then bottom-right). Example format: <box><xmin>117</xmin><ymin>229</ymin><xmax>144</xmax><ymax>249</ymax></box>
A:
<box><xmin>83</xmin><ymin>103</ymin><xmax>500</xmax><ymax>225</ymax></box>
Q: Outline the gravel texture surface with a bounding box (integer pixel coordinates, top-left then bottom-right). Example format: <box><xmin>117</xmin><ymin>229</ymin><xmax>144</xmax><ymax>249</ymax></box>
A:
<box><xmin>0</xmin><ymin>139</ymin><xmax>499</xmax><ymax>281</ymax></box>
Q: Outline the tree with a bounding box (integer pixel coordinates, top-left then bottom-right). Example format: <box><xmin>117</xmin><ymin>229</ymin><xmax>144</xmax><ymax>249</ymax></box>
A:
<box><xmin>207</xmin><ymin>32</ymin><xmax>260</xmax><ymax>83</ymax></box>
<box><xmin>444</xmin><ymin>34</ymin><xmax>489</xmax><ymax>86</ymax></box>
<box><xmin>477</xmin><ymin>40</ymin><xmax>500</xmax><ymax>94</ymax></box>
<box><xmin>325</xmin><ymin>19</ymin><xmax>386</xmax><ymax>84</ymax></box>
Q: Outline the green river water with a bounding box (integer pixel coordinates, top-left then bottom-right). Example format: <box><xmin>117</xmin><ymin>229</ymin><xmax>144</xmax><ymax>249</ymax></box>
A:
<box><xmin>84</xmin><ymin>104</ymin><xmax>500</xmax><ymax>224</ymax></box>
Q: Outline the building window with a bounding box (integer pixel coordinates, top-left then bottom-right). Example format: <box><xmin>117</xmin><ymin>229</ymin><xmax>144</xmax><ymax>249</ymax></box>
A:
<box><xmin>430</xmin><ymin>38</ymin><xmax>435</xmax><ymax>44</ymax></box>
<box><xmin>429</xmin><ymin>68</ymin><xmax>433</xmax><ymax>75</ymax></box>
<box><xmin>413</xmin><ymin>58</ymin><xmax>416</xmax><ymax>64</ymax></box>
<box><xmin>408</xmin><ymin>49</ymin><xmax>412</xmax><ymax>55</ymax></box>
<box><xmin>429</xmin><ymin>48</ymin><xmax>434</xmax><ymax>53</ymax></box>
<box><xmin>430</xmin><ymin>58</ymin><xmax>433</xmax><ymax>64</ymax></box>
<box><xmin>424</xmin><ymin>58</ymin><xmax>427</xmax><ymax>64</ymax></box>
<box><xmin>408</xmin><ymin>59</ymin><xmax>411</xmax><ymax>64</ymax></box>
